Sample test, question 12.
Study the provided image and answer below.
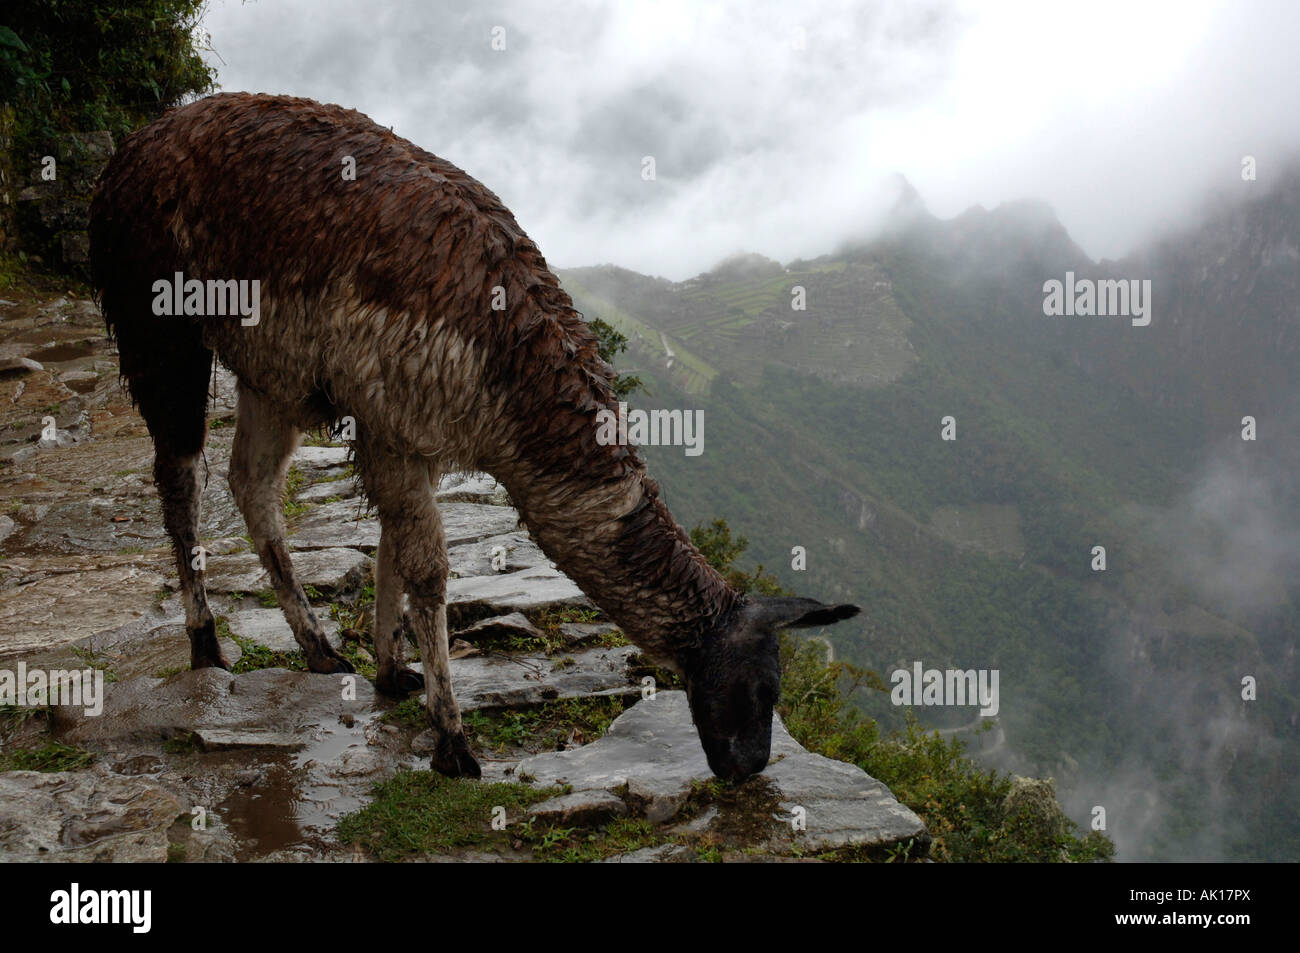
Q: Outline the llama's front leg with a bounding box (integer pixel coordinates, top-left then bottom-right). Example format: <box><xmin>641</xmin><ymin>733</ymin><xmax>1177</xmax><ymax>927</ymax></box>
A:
<box><xmin>408</xmin><ymin>595</ymin><xmax>478</xmax><ymax>777</ymax></box>
<box><xmin>362</xmin><ymin>453</ymin><xmax>478</xmax><ymax>777</ymax></box>
<box><xmin>372</xmin><ymin>530</ymin><xmax>424</xmax><ymax>696</ymax></box>
<box><xmin>229</xmin><ymin>385</ymin><xmax>353</xmax><ymax>675</ymax></box>
<box><xmin>156</xmin><ymin>450</ymin><xmax>229</xmax><ymax>670</ymax></box>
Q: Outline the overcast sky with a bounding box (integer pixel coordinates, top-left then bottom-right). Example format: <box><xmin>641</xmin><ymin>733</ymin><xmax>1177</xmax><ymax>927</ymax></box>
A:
<box><xmin>197</xmin><ymin>0</ymin><xmax>1300</xmax><ymax>280</ymax></box>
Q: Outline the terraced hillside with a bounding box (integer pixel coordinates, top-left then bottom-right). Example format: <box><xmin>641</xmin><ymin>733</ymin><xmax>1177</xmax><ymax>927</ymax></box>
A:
<box><xmin>555</xmin><ymin>177</ymin><xmax>1300</xmax><ymax>863</ymax></box>
<box><xmin>561</xmin><ymin>252</ymin><xmax>915</xmax><ymax>393</ymax></box>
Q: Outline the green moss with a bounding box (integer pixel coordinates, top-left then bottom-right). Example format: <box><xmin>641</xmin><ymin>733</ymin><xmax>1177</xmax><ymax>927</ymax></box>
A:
<box><xmin>329</xmin><ymin>581</ymin><xmax>376</xmax><ymax>633</ymax></box>
<box><xmin>162</xmin><ymin>732</ymin><xmax>197</xmax><ymax>755</ymax></box>
<box><xmin>532</xmin><ymin>606</ymin><xmax>630</xmax><ymax>649</ymax></box>
<box><xmin>0</xmin><ymin>741</ymin><xmax>95</xmax><ymax>772</ymax></box>
<box><xmin>520</xmin><ymin>816</ymin><xmax>667</xmax><ymax>863</ymax></box>
<box><xmin>627</xmin><ymin>654</ymin><xmax>682</xmax><ymax>690</ymax></box>
<box><xmin>69</xmin><ymin>645</ymin><xmax>118</xmax><ymax>683</ymax></box>
<box><xmin>379</xmin><ymin>697</ymin><xmax>427</xmax><ymax>731</ymax></box>
<box><xmin>0</xmin><ymin>703</ymin><xmax>46</xmax><ymax>738</ymax></box>
<box><xmin>219</xmin><ymin>617</ymin><xmax>306</xmax><ymax>674</ymax></box>
<box><xmin>463</xmin><ymin>696</ymin><xmax>628</xmax><ymax>754</ymax></box>
<box><xmin>336</xmin><ymin>770</ymin><xmax>564</xmax><ymax>861</ymax></box>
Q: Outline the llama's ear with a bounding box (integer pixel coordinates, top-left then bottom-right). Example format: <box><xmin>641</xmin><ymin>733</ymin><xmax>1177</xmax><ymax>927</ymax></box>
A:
<box><xmin>746</xmin><ymin>596</ymin><xmax>861</xmax><ymax>630</ymax></box>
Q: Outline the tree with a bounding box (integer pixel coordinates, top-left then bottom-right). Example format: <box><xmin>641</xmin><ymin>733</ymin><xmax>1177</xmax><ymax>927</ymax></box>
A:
<box><xmin>588</xmin><ymin>316</ymin><xmax>643</xmax><ymax>399</ymax></box>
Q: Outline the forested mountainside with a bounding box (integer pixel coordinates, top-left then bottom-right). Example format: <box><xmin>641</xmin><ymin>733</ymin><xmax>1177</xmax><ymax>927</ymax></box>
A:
<box><xmin>558</xmin><ymin>169</ymin><xmax>1300</xmax><ymax>861</ymax></box>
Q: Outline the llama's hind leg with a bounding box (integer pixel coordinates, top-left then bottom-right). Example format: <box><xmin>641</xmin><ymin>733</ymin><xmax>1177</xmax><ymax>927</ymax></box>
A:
<box><xmin>229</xmin><ymin>385</ymin><xmax>353</xmax><ymax>675</ymax></box>
<box><xmin>362</xmin><ymin>452</ymin><xmax>478</xmax><ymax>777</ymax></box>
<box><xmin>156</xmin><ymin>450</ymin><xmax>228</xmax><ymax>669</ymax></box>
<box><xmin>372</xmin><ymin>530</ymin><xmax>424</xmax><ymax>696</ymax></box>
<box><xmin>127</xmin><ymin>323</ymin><xmax>224</xmax><ymax>669</ymax></box>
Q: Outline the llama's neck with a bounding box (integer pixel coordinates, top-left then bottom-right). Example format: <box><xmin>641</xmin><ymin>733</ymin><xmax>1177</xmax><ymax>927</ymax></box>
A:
<box><xmin>499</xmin><ymin>465</ymin><xmax>739</xmax><ymax>668</ymax></box>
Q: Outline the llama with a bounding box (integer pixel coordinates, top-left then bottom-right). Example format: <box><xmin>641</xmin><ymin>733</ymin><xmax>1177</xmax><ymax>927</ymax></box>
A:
<box><xmin>89</xmin><ymin>93</ymin><xmax>860</xmax><ymax>780</ymax></box>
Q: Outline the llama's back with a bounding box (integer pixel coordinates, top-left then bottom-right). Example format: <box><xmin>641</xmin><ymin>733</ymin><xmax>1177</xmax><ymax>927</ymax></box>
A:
<box><xmin>91</xmin><ymin>93</ymin><xmax>616</xmax><ymax>470</ymax></box>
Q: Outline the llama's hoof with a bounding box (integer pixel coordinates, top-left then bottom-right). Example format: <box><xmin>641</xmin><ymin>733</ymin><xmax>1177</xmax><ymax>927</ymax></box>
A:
<box><xmin>431</xmin><ymin>733</ymin><xmax>481</xmax><ymax>779</ymax></box>
<box><xmin>191</xmin><ymin>653</ymin><xmax>233</xmax><ymax>671</ymax></box>
<box><xmin>376</xmin><ymin>666</ymin><xmax>424</xmax><ymax>696</ymax></box>
<box><xmin>190</xmin><ymin>618</ymin><xmax>232</xmax><ymax>670</ymax></box>
<box><xmin>308</xmin><ymin>652</ymin><xmax>355</xmax><ymax>675</ymax></box>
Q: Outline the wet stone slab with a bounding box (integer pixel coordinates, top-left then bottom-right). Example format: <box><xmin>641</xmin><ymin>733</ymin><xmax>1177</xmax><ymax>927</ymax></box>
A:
<box><xmin>53</xmin><ymin>667</ymin><xmax>375</xmax><ymax>749</ymax></box>
<box><xmin>21</xmin><ymin>604</ymin><xmax>242</xmax><ymax>682</ymax></box>
<box><xmin>288</xmin><ymin>499</ymin><xmax>381</xmax><ymax>552</ymax></box>
<box><xmin>224</xmin><ymin>608</ymin><xmax>343</xmax><ymax>654</ymax></box>
<box><xmin>448</xmin><ymin>644</ymin><xmax>640</xmax><ymax>711</ymax></box>
<box><xmin>447</xmin><ymin>564</ymin><xmax>590</xmax><ymax>619</ymax></box>
<box><xmin>287</xmin><ymin>501</ymin><xmax>519</xmax><ymax>553</ymax></box>
<box><xmin>516</xmin><ymin>691</ymin><xmax>927</xmax><ymax>850</ymax></box>
<box><xmin>439</xmin><ymin>503</ymin><xmax>522</xmax><ymax>546</ymax></box>
<box><xmin>202</xmin><ymin>547</ymin><xmax>373</xmax><ymax>595</ymax></box>
<box><xmin>0</xmin><ymin>554</ymin><xmax>170</xmax><ymax>657</ymax></box>
<box><xmin>296</xmin><ymin>478</ymin><xmax>360</xmax><ymax>503</ymax></box>
<box><xmin>436</xmin><ymin>473</ymin><xmax>510</xmax><ymax>505</ymax></box>
<box><xmin>527</xmin><ymin>789</ymin><xmax>629</xmax><ymax>826</ymax></box>
<box><xmin>0</xmin><ymin>769</ymin><xmax>184</xmax><ymax>862</ymax></box>
<box><xmin>448</xmin><ymin>531</ymin><xmax>548</xmax><ymax>577</ymax></box>
<box><xmin>290</xmin><ymin>446</ymin><xmax>350</xmax><ymax>472</ymax></box>
<box><xmin>18</xmin><ymin>667</ymin><xmax>410</xmax><ymax>863</ymax></box>
<box><xmin>451</xmin><ymin>611</ymin><xmax>544</xmax><ymax>643</ymax></box>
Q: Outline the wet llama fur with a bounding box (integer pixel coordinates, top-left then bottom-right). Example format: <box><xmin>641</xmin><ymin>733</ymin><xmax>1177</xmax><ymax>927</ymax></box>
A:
<box><xmin>89</xmin><ymin>93</ymin><xmax>859</xmax><ymax>779</ymax></box>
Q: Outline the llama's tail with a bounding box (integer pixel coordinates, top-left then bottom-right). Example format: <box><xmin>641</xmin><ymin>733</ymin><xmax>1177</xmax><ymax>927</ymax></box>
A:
<box><xmin>89</xmin><ymin>189</ymin><xmax>213</xmax><ymax>460</ymax></box>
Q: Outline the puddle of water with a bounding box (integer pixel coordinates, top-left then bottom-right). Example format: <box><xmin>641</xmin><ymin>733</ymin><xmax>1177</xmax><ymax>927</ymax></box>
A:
<box><xmin>216</xmin><ymin>717</ymin><xmax>373</xmax><ymax>860</ymax></box>
<box><xmin>65</xmin><ymin>377</ymin><xmax>99</xmax><ymax>394</ymax></box>
<box><xmin>6</xmin><ymin>327</ymin><xmax>88</xmax><ymax>345</ymax></box>
<box><xmin>26</xmin><ymin>341</ymin><xmax>97</xmax><ymax>363</ymax></box>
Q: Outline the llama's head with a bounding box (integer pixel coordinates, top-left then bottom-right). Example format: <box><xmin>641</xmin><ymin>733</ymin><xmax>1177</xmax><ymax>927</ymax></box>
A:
<box><xmin>683</xmin><ymin>596</ymin><xmax>861</xmax><ymax>781</ymax></box>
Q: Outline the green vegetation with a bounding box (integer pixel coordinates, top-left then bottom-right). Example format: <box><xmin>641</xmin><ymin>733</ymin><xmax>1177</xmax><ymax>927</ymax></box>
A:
<box><xmin>383</xmin><ymin>696</ymin><xmax>628</xmax><ymax>755</ymax></box>
<box><xmin>0</xmin><ymin>740</ymin><xmax>95</xmax><ymax>772</ymax></box>
<box><xmin>69</xmin><ymin>645</ymin><xmax>117</xmax><ymax>683</ymax></box>
<box><xmin>378</xmin><ymin>696</ymin><xmax>426</xmax><ymax>731</ymax></box>
<box><xmin>777</xmin><ymin>636</ymin><xmax>1112</xmax><ymax>862</ymax></box>
<box><xmin>463</xmin><ymin>696</ymin><xmax>627</xmax><ymax>755</ymax></box>
<box><xmin>219</xmin><ymin>617</ymin><xmax>306</xmax><ymax>674</ymax></box>
<box><xmin>2</xmin><ymin>1</ymin><xmax>216</xmax><ymax>153</ymax></box>
<box><xmin>697</xmin><ymin>517</ymin><xmax>1113</xmax><ymax>862</ymax></box>
<box><xmin>0</xmin><ymin>703</ymin><xmax>46</xmax><ymax>738</ymax></box>
<box><xmin>337</xmin><ymin>768</ymin><xmax>766</xmax><ymax>863</ymax></box>
<box><xmin>588</xmin><ymin>316</ymin><xmax>643</xmax><ymax>399</ymax></box>
<box><xmin>161</xmin><ymin>731</ymin><xmax>197</xmax><ymax>755</ymax></box>
<box><xmin>282</xmin><ymin>466</ymin><xmax>309</xmax><ymax>519</ymax></box>
<box><xmin>689</xmin><ymin>517</ymin><xmax>785</xmax><ymax>595</ymax></box>
<box><xmin>571</xmin><ymin>238</ymin><xmax>1300</xmax><ymax>860</ymax></box>
<box><xmin>336</xmin><ymin>771</ymin><xmax>565</xmax><ymax>861</ymax></box>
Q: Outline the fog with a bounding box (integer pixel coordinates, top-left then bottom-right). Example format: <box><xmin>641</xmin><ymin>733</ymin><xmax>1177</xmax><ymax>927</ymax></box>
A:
<box><xmin>197</xmin><ymin>0</ymin><xmax>1300</xmax><ymax>280</ymax></box>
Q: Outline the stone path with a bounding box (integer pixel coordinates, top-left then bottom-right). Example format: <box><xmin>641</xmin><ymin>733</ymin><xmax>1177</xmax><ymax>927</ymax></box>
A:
<box><xmin>0</xmin><ymin>292</ymin><xmax>927</xmax><ymax>862</ymax></box>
